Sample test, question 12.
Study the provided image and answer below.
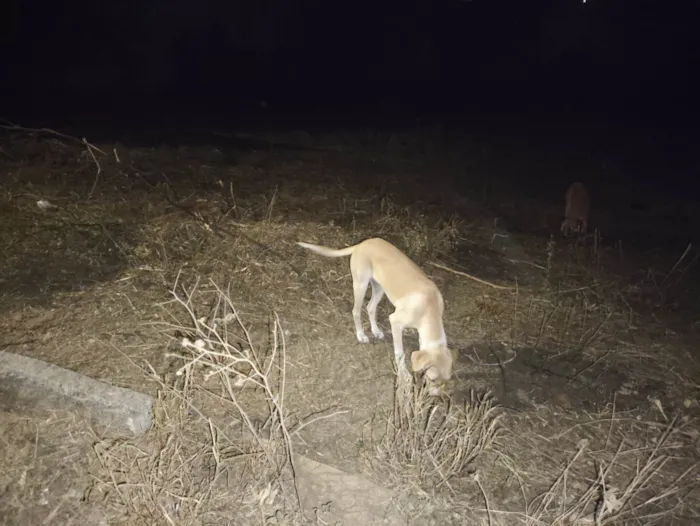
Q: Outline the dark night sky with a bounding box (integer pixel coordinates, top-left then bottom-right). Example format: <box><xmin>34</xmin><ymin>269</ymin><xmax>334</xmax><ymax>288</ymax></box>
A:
<box><xmin>2</xmin><ymin>0</ymin><xmax>699</xmax><ymax>133</ymax></box>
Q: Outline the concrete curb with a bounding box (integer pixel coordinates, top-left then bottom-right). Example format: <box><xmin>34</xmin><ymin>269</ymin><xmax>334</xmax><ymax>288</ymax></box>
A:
<box><xmin>0</xmin><ymin>351</ymin><xmax>153</xmax><ymax>436</ymax></box>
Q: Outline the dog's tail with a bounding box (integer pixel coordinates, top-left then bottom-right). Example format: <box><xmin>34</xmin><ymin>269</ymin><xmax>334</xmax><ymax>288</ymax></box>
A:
<box><xmin>296</xmin><ymin>241</ymin><xmax>357</xmax><ymax>258</ymax></box>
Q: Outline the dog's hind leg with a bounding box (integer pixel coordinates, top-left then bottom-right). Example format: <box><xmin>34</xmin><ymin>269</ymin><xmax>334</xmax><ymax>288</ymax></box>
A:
<box><xmin>367</xmin><ymin>279</ymin><xmax>385</xmax><ymax>340</ymax></box>
<box><xmin>352</xmin><ymin>275</ymin><xmax>371</xmax><ymax>343</ymax></box>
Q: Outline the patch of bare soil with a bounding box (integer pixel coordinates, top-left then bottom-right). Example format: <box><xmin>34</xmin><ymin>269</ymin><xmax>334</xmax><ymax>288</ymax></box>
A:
<box><xmin>1</xmin><ymin>125</ymin><xmax>699</xmax><ymax>525</ymax></box>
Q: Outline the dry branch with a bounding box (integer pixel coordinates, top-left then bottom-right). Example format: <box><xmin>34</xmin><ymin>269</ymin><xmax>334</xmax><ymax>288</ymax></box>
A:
<box><xmin>428</xmin><ymin>260</ymin><xmax>515</xmax><ymax>290</ymax></box>
<box><xmin>0</xmin><ymin>117</ymin><xmax>111</xmax><ymax>199</ymax></box>
<box><xmin>87</xmin><ymin>277</ymin><xmax>326</xmax><ymax>523</ymax></box>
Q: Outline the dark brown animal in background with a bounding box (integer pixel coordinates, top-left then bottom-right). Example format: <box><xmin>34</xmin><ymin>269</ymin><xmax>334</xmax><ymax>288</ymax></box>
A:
<box><xmin>561</xmin><ymin>182</ymin><xmax>591</xmax><ymax>237</ymax></box>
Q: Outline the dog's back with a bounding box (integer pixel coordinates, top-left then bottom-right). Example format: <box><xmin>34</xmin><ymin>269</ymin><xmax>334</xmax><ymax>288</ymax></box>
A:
<box><xmin>561</xmin><ymin>182</ymin><xmax>591</xmax><ymax>236</ymax></box>
<box><xmin>352</xmin><ymin>238</ymin><xmax>438</xmax><ymax>301</ymax></box>
<box><xmin>297</xmin><ymin>237</ymin><xmax>439</xmax><ymax>307</ymax></box>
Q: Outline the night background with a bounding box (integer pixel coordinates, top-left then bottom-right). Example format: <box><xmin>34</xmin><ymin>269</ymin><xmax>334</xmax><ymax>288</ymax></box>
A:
<box><xmin>4</xmin><ymin>0</ymin><xmax>699</xmax><ymax>143</ymax></box>
<box><xmin>2</xmin><ymin>1</ymin><xmax>700</xmax><ymax>524</ymax></box>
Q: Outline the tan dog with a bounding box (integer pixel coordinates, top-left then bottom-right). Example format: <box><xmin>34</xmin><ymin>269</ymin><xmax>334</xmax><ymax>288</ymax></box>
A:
<box><xmin>297</xmin><ymin>238</ymin><xmax>453</xmax><ymax>388</ymax></box>
<box><xmin>561</xmin><ymin>182</ymin><xmax>591</xmax><ymax>236</ymax></box>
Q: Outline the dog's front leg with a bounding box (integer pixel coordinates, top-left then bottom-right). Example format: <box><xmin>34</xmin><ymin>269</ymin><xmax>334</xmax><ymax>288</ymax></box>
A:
<box><xmin>389</xmin><ymin>311</ymin><xmax>410</xmax><ymax>375</ymax></box>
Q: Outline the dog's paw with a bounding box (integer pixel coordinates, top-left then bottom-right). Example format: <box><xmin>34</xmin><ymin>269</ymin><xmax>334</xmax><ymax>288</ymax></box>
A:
<box><xmin>356</xmin><ymin>331</ymin><xmax>370</xmax><ymax>344</ymax></box>
<box><xmin>372</xmin><ymin>328</ymin><xmax>385</xmax><ymax>340</ymax></box>
<box><xmin>397</xmin><ymin>362</ymin><xmax>412</xmax><ymax>379</ymax></box>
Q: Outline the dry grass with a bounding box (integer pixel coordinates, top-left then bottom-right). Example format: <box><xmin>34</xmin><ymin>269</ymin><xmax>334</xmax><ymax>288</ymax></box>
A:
<box><xmin>374</xmin><ymin>381</ymin><xmax>503</xmax><ymax>492</ymax></box>
<box><xmin>2</xmin><ymin>127</ymin><xmax>700</xmax><ymax>525</ymax></box>
<box><xmin>87</xmin><ymin>278</ymin><xmax>306</xmax><ymax>525</ymax></box>
<box><xmin>527</xmin><ymin>419</ymin><xmax>698</xmax><ymax>525</ymax></box>
<box><xmin>0</xmin><ymin>409</ymin><xmax>99</xmax><ymax>525</ymax></box>
<box><xmin>478</xmin><ymin>411</ymin><xmax>700</xmax><ymax>526</ymax></box>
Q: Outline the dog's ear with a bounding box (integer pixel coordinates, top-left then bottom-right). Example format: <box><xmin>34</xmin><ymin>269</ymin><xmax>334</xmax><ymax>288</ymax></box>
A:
<box><xmin>433</xmin><ymin>350</ymin><xmax>453</xmax><ymax>381</ymax></box>
<box><xmin>411</xmin><ymin>350</ymin><xmax>453</xmax><ymax>382</ymax></box>
<box><xmin>410</xmin><ymin>350</ymin><xmax>432</xmax><ymax>373</ymax></box>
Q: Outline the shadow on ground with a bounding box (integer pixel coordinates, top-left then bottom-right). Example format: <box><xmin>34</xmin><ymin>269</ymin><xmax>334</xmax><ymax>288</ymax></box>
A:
<box><xmin>453</xmin><ymin>342</ymin><xmax>668</xmax><ymax>413</ymax></box>
<box><xmin>0</xmin><ymin>218</ymin><xmax>135</xmax><ymax>307</ymax></box>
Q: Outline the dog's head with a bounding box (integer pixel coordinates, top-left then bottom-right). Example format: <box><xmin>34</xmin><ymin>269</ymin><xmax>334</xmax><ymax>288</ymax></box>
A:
<box><xmin>560</xmin><ymin>217</ymin><xmax>584</xmax><ymax>237</ymax></box>
<box><xmin>411</xmin><ymin>347</ymin><xmax>454</xmax><ymax>396</ymax></box>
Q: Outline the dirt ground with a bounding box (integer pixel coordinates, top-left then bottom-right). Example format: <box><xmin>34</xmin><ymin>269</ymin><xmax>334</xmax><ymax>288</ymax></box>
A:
<box><xmin>1</xmin><ymin>124</ymin><xmax>700</xmax><ymax>525</ymax></box>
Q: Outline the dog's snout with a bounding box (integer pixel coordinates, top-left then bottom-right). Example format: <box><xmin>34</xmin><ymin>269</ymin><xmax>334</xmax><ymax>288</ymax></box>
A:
<box><xmin>425</xmin><ymin>367</ymin><xmax>439</xmax><ymax>381</ymax></box>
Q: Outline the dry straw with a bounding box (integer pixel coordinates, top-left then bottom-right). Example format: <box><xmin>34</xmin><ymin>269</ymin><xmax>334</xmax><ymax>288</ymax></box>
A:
<box><xmin>376</xmin><ymin>375</ymin><xmax>503</xmax><ymax>494</ymax></box>
<box><xmin>89</xmin><ymin>275</ymin><xmax>308</xmax><ymax>524</ymax></box>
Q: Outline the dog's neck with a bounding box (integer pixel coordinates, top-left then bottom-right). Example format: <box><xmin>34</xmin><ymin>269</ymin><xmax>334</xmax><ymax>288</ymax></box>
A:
<box><xmin>418</xmin><ymin>326</ymin><xmax>447</xmax><ymax>351</ymax></box>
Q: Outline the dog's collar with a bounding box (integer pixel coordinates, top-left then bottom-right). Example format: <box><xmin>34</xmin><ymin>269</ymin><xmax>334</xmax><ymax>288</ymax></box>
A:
<box><xmin>421</xmin><ymin>336</ymin><xmax>447</xmax><ymax>351</ymax></box>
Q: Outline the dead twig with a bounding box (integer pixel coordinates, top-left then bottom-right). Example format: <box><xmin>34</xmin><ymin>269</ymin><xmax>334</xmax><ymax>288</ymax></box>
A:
<box><xmin>1</xmin><ymin>118</ymin><xmax>85</xmax><ymax>143</ymax></box>
<box><xmin>84</xmin><ymin>138</ymin><xmax>106</xmax><ymax>200</ymax></box>
<box><xmin>662</xmin><ymin>242</ymin><xmax>693</xmax><ymax>285</ymax></box>
<box><xmin>0</xmin><ymin>118</ymin><xmax>108</xmax><ymax>199</ymax></box>
<box><xmin>428</xmin><ymin>261</ymin><xmax>515</xmax><ymax>290</ymax></box>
